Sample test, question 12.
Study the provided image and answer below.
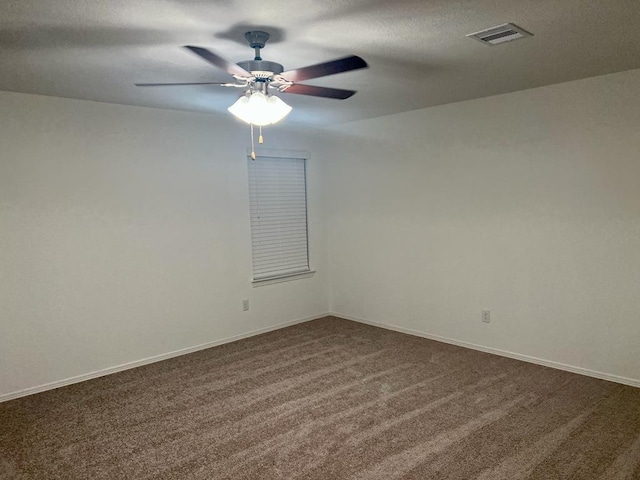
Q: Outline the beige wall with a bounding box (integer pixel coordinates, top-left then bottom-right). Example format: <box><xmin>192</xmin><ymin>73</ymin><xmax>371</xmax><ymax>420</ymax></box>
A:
<box><xmin>0</xmin><ymin>92</ymin><xmax>328</xmax><ymax>398</ymax></box>
<box><xmin>324</xmin><ymin>68</ymin><xmax>640</xmax><ymax>384</ymax></box>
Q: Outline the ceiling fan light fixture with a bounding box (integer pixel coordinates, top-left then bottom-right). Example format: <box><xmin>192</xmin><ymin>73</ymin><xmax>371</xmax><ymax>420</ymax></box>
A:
<box><xmin>136</xmin><ymin>31</ymin><xmax>366</xmax><ymax>157</ymax></box>
<box><xmin>267</xmin><ymin>95</ymin><xmax>293</xmax><ymax>121</ymax></box>
<box><xmin>228</xmin><ymin>91</ymin><xmax>292</xmax><ymax>126</ymax></box>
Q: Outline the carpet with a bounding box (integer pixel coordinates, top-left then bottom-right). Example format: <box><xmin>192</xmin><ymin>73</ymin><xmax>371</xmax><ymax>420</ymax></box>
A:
<box><xmin>1</xmin><ymin>316</ymin><xmax>639</xmax><ymax>479</ymax></box>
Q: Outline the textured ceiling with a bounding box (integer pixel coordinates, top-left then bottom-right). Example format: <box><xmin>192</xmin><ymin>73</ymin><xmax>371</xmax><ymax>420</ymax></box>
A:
<box><xmin>2</xmin><ymin>0</ymin><xmax>640</xmax><ymax>126</ymax></box>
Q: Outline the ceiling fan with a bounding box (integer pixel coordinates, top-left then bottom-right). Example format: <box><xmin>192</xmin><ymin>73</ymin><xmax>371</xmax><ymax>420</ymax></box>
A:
<box><xmin>136</xmin><ymin>30</ymin><xmax>368</xmax><ymax>103</ymax></box>
<box><xmin>136</xmin><ymin>31</ymin><xmax>367</xmax><ymax>157</ymax></box>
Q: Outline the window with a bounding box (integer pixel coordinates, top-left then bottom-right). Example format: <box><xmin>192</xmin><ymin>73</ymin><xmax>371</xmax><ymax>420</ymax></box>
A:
<box><xmin>248</xmin><ymin>152</ymin><xmax>311</xmax><ymax>282</ymax></box>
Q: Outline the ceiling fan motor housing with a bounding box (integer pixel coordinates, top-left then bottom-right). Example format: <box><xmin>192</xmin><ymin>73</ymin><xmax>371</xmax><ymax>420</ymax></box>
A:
<box><xmin>236</xmin><ymin>60</ymin><xmax>284</xmax><ymax>78</ymax></box>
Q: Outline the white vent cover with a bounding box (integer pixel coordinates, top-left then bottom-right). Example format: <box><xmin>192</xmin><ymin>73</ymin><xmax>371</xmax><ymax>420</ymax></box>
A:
<box><xmin>467</xmin><ymin>23</ymin><xmax>533</xmax><ymax>46</ymax></box>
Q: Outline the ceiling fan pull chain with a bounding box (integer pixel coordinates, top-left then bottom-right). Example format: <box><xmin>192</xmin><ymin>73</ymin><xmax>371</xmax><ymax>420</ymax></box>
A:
<box><xmin>259</xmin><ymin>126</ymin><xmax>264</xmax><ymax>144</ymax></box>
<box><xmin>250</xmin><ymin>124</ymin><xmax>256</xmax><ymax>160</ymax></box>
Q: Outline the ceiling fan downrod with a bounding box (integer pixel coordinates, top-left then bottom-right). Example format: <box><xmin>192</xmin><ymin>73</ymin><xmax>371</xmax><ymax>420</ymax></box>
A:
<box><xmin>236</xmin><ymin>31</ymin><xmax>285</xmax><ymax>80</ymax></box>
<box><xmin>244</xmin><ymin>31</ymin><xmax>270</xmax><ymax>61</ymax></box>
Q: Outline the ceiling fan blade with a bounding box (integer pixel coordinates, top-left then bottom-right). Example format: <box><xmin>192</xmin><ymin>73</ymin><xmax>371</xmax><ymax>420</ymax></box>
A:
<box><xmin>184</xmin><ymin>45</ymin><xmax>251</xmax><ymax>78</ymax></box>
<box><xmin>281</xmin><ymin>55</ymin><xmax>368</xmax><ymax>82</ymax></box>
<box><xmin>135</xmin><ymin>82</ymin><xmax>231</xmax><ymax>87</ymax></box>
<box><xmin>282</xmin><ymin>84</ymin><xmax>357</xmax><ymax>100</ymax></box>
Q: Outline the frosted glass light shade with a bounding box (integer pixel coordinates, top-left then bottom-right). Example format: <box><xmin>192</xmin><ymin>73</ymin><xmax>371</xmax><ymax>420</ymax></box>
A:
<box><xmin>228</xmin><ymin>91</ymin><xmax>292</xmax><ymax>126</ymax></box>
<box><xmin>267</xmin><ymin>96</ymin><xmax>293</xmax><ymax>123</ymax></box>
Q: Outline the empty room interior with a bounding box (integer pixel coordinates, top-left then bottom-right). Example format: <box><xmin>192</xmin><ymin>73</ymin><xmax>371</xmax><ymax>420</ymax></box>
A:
<box><xmin>1</xmin><ymin>1</ymin><xmax>640</xmax><ymax>478</ymax></box>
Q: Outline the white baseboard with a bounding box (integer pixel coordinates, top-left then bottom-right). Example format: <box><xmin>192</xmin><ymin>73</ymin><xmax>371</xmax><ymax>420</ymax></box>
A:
<box><xmin>4</xmin><ymin>311</ymin><xmax>637</xmax><ymax>403</ymax></box>
<box><xmin>0</xmin><ymin>313</ymin><xmax>327</xmax><ymax>403</ymax></box>
<box><xmin>330</xmin><ymin>312</ymin><xmax>640</xmax><ymax>389</ymax></box>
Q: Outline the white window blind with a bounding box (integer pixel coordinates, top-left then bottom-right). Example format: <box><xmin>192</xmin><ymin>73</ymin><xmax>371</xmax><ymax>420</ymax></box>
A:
<box><xmin>248</xmin><ymin>154</ymin><xmax>310</xmax><ymax>281</ymax></box>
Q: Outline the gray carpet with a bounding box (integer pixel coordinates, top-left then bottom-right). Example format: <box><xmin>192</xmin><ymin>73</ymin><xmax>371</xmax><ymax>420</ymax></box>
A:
<box><xmin>1</xmin><ymin>316</ymin><xmax>639</xmax><ymax>479</ymax></box>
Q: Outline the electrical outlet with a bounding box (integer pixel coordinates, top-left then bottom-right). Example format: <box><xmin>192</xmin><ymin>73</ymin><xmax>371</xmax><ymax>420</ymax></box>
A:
<box><xmin>242</xmin><ymin>299</ymin><xmax>250</xmax><ymax>312</ymax></box>
<box><xmin>482</xmin><ymin>310</ymin><xmax>491</xmax><ymax>323</ymax></box>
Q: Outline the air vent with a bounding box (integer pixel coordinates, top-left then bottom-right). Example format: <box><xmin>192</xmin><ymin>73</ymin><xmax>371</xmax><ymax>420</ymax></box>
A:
<box><xmin>467</xmin><ymin>23</ymin><xmax>533</xmax><ymax>46</ymax></box>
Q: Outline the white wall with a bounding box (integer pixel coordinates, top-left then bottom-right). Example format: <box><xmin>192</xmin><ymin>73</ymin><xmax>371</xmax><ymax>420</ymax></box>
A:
<box><xmin>0</xmin><ymin>92</ymin><xmax>328</xmax><ymax>399</ymax></box>
<box><xmin>324</xmin><ymin>68</ymin><xmax>640</xmax><ymax>384</ymax></box>
<box><xmin>3</xmin><ymin>68</ymin><xmax>640</xmax><ymax>399</ymax></box>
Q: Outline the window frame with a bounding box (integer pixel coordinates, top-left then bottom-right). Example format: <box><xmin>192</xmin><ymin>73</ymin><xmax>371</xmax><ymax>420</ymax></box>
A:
<box><xmin>247</xmin><ymin>148</ymin><xmax>315</xmax><ymax>287</ymax></box>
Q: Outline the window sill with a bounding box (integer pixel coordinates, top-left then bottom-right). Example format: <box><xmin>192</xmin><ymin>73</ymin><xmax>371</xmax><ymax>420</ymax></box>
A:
<box><xmin>252</xmin><ymin>270</ymin><xmax>316</xmax><ymax>287</ymax></box>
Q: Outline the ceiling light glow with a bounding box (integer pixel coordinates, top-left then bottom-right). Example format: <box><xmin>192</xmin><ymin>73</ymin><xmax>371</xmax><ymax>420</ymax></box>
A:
<box><xmin>228</xmin><ymin>91</ymin><xmax>292</xmax><ymax>126</ymax></box>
